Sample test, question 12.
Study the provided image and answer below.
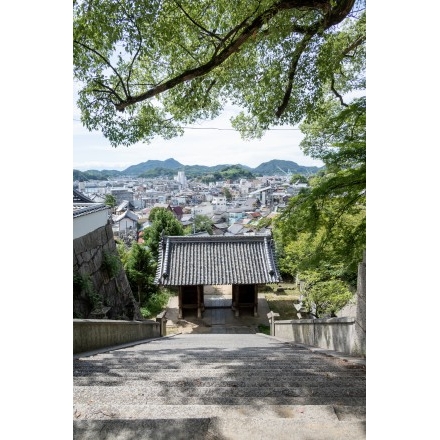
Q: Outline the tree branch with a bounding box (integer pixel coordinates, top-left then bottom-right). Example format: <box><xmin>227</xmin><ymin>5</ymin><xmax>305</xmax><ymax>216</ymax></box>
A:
<box><xmin>174</xmin><ymin>0</ymin><xmax>222</xmax><ymax>41</ymax></box>
<box><xmin>342</xmin><ymin>35</ymin><xmax>365</xmax><ymax>57</ymax></box>
<box><xmin>73</xmin><ymin>40</ymin><xmax>129</xmax><ymax>99</ymax></box>
<box><xmin>276</xmin><ymin>32</ymin><xmax>314</xmax><ymax>118</ymax></box>
<box><xmin>114</xmin><ymin>0</ymin><xmax>355</xmax><ymax>112</ymax></box>
<box><xmin>330</xmin><ymin>77</ymin><xmax>348</xmax><ymax>107</ymax></box>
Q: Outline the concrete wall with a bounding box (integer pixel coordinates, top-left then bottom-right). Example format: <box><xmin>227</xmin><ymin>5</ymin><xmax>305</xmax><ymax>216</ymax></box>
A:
<box><xmin>273</xmin><ymin>254</ymin><xmax>366</xmax><ymax>358</ymax></box>
<box><xmin>73</xmin><ymin>206</ymin><xmax>109</xmax><ymax>239</ymax></box>
<box><xmin>274</xmin><ymin>317</ymin><xmax>358</xmax><ymax>355</ymax></box>
<box><xmin>73</xmin><ymin>319</ymin><xmax>160</xmax><ymax>354</ymax></box>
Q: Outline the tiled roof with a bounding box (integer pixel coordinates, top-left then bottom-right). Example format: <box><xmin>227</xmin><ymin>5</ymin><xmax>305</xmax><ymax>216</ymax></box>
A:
<box><xmin>113</xmin><ymin>210</ymin><xmax>139</xmax><ymax>222</ymax></box>
<box><xmin>155</xmin><ymin>235</ymin><xmax>281</xmax><ymax>286</ymax></box>
<box><xmin>73</xmin><ymin>188</ymin><xmax>94</xmax><ymax>203</ymax></box>
<box><xmin>73</xmin><ymin>202</ymin><xmax>109</xmax><ymax>218</ymax></box>
<box><xmin>73</xmin><ymin>190</ymin><xmax>108</xmax><ymax>218</ymax></box>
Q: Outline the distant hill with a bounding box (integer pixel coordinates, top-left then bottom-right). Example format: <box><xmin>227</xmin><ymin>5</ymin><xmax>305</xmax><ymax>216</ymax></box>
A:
<box><xmin>73</xmin><ymin>158</ymin><xmax>321</xmax><ymax>181</ymax></box>
<box><xmin>253</xmin><ymin>159</ymin><xmax>320</xmax><ymax>176</ymax></box>
<box><xmin>123</xmin><ymin>158</ymin><xmax>183</xmax><ymax>175</ymax></box>
<box><xmin>73</xmin><ymin>169</ymin><xmax>121</xmax><ymax>181</ymax></box>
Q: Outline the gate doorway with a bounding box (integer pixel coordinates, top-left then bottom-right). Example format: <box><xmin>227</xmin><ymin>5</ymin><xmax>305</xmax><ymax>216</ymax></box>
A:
<box><xmin>167</xmin><ymin>284</ymin><xmax>271</xmax><ymax>334</ymax></box>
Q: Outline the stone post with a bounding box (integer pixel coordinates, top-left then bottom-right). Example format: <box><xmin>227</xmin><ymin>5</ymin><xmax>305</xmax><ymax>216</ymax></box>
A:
<box><xmin>156</xmin><ymin>311</ymin><xmax>167</xmax><ymax>337</ymax></box>
<box><xmin>267</xmin><ymin>311</ymin><xmax>280</xmax><ymax>336</ymax></box>
<box><xmin>354</xmin><ymin>251</ymin><xmax>366</xmax><ymax>357</ymax></box>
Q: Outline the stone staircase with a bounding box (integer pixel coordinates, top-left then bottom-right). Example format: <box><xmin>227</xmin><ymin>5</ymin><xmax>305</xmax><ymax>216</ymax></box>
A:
<box><xmin>73</xmin><ymin>333</ymin><xmax>366</xmax><ymax>439</ymax></box>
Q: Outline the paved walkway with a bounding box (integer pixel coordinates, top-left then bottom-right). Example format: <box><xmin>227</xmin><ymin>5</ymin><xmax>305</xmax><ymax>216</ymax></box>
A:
<box><xmin>73</xmin><ymin>332</ymin><xmax>366</xmax><ymax>440</ymax></box>
<box><xmin>164</xmin><ymin>285</ymin><xmax>272</xmax><ymax>334</ymax></box>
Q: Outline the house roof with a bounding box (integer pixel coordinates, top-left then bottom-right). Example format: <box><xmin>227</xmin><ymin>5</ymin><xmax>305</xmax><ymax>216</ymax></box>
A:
<box><xmin>227</xmin><ymin>223</ymin><xmax>244</xmax><ymax>235</ymax></box>
<box><xmin>116</xmin><ymin>200</ymin><xmax>135</xmax><ymax>211</ymax></box>
<box><xmin>113</xmin><ymin>210</ymin><xmax>139</xmax><ymax>222</ymax></box>
<box><xmin>172</xmin><ymin>206</ymin><xmax>184</xmax><ymax>215</ymax></box>
<box><xmin>73</xmin><ymin>188</ymin><xmax>94</xmax><ymax>203</ymax></box>
<box><xmin>154</xmin><ymin>235</ymin><xmax>281</xmax><ymax>286</ymax></box>
<box><xmin>73</xmin><ymin>190</ymin><xmax>108</xmax><ymax>218</ymax></box>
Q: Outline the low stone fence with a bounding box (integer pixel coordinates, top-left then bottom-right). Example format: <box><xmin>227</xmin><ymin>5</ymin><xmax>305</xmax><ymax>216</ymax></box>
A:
<box><xmin>73</xmin><ymin>319</ymin><xmax>161</xmax><ymax>354</ymax></box>
<box><xmin>273</xmin><ymin>317</ymin><xmax>364</xmax><ymax>357</ymax></box>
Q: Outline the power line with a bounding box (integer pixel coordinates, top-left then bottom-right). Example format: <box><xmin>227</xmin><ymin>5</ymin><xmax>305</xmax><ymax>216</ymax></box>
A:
<box><xmin>72</xmin><ymin>118</ymin><xmax>302</xmax><ymax>131</ymax></box>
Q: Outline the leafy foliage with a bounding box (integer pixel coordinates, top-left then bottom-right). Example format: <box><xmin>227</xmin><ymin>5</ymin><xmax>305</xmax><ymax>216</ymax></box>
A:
<box><xmin>275</xmin><ymin>95</ymin><xmax>365</xmax><ymax>288</ymax></box>
<box><xmin>144</xmin><ymin>208</ymin><xmax>185</xmax><ymax>259</ymax></box>
<box><xmin>192</xmin><ymin>215</ymin><xmax>213</xmax><ymax>235</ymax></box>
<box><xmin>73</xmin><ymin>272</ymin><xmax>103</xmax><ymax>310</ymax></box>
<box><xmin>104</xmin><ymin>194</ymin><xmax>117</xmax><ymax>208</ymax></box>
<box><xmin>124</xmin><ymin>242</ymin><xmax>157</xmax><ymax>304</ymax></box>
<box><xmin>73</xmin><ymin>0</ymin><xmax>365</xmax><ymax>146</ymax></box>
<box><xmin>301</xmin><ymin>276</ymin><xmax>353</xmax><ymax>318</ymax></box>
<box><xmin>139</xmin><ymin>290</ymin><xmax>172</xmax><ymax>319</ymax></box>
<box><xmin>101</xmin><ymin>251</ymin><xmax>121</xmax><ymax>278</ymax></box>
<box><xmin>222</xmin><ymin>187</ymin><xmax>232</xmax><ymax>201</ymax></box>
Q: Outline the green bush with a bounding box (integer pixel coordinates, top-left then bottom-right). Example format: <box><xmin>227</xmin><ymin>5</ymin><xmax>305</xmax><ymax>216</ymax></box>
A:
<box><xmin>305</xmin><ymin>279</ymin><xmax>353</xmax><ymax>318</ymax></box>
<box><xmin>258</xmin><ymin>324</ymin><xmax>271</xmax><ymax>335</ymax></box>
<box><xmin>73</xmin><ymin>273</ymin><xmax>102</xmax><ymax>309</ymax></box>
<box><xmin>140</xmin><ymin>290</ymin><xmax>171</xmax><ymax>319</ymax></box>
<box><xmin>101</xmin><ymin>251</ymin><xmax>121</xmax><ymax>278</ymax></box>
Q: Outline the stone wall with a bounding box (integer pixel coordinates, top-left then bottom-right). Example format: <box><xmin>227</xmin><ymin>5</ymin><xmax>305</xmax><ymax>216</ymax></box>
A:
<box><xmin>73</xmin><ymin>223</ymin><xmax>142</xmax><ymax>320</ymax></box>
<box><xmin>273</xmin><ymin>254</ymin><xmax>366</xmax><ymax>358</ymax></box>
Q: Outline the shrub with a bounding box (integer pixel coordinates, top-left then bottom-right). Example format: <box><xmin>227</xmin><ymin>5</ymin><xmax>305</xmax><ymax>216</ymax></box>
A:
<box><xmin>140</xmin><ymin>290</ymin><xmax>171</xmax><ymax>319</ymax></box>
<box><xmin>73</xmin><ymin>272</ymin><xmax>102</xmax><ymax>309</ymax></box>
<box><xmin>305</xmin><ymin>279</ymin><xmax>353</xmax><ymax>318</ymax></box>
<box><xmin>101</xmin><ymin>251</ymin><xmax>121</xmax><ymax>278</ymax></box>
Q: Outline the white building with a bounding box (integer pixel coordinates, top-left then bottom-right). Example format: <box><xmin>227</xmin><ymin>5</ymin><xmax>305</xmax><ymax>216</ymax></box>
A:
<box><xmin>112</xmin><ymin>210</ymin><xmax>139</xmax><ymax>234</ymax></box>
<box><xmin>175</xmin><ymin>171</ymin><xmax>187</xmax><ymax>188</ymax></box>
<box><xmin>73</xmin><ymin>189</ymin><xmax>110</xmax><ymax>240</ymax></box>
<box><xmin>211</xmin><ymin>196</ymin><xmax>227</xmax><ymax>212</ymax></box>
<box><xmin>192</xmin><ymin>202</ymin><xmax>214</xmax><ymax>217</ymax></box>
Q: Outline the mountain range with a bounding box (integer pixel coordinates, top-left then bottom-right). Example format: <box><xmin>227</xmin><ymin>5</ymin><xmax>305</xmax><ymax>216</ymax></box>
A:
<box><xmin>73</xmin><ymin>158</ymin><xmax>322</xmax><ymax>181</ymax></box>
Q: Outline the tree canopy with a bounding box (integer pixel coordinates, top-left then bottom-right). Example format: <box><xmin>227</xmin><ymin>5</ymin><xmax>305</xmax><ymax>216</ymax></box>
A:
<box><xmin>274</xmin><ymin>95</ymin><xmax>365</xmax><ymax>287</ymax></box>
<box><xmin>144</xmin><ymin>207</ymin><xmax>185</xmax><ymax>258</ymax></box>
<box><xmin>73</xmin><ymin>0</ymin><xmax>365</xmax><ymax>146</ymax></box>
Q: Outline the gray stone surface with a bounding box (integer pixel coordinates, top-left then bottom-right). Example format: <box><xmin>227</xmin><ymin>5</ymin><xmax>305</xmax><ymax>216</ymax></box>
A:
<box><xmin>73</xmin><ymin>224</ymin><xmax>141</xmax><ymax>320</ymax></box>
<box><xmin>73</xmin><ymin>332</ymin><xmax>366</xmax><ymax>440</ymax></box>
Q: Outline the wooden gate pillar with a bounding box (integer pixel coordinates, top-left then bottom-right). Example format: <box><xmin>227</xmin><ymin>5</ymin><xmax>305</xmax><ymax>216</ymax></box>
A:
<box><xmin>178</xmin><ymin>286</ymin><xmax>183</xmax><ymax>319</ymax></box>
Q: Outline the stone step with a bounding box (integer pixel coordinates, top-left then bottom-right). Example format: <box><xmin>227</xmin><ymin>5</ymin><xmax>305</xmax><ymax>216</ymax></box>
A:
<box><xmin>73</xmin><ymin>376</ymin><xmax>365</xmax><ymax>387</ymax></box>
<box><xmin>73</xmin><ymin>395</ymin><xmax>366</xmax><ymax>406</ymax></box>
<box><xmin>73</xmin><ymin>403</ymin><xmax>366</xmax><ymax>421</ymax></box>
<box><xmin>74</xmin><ymin>359</ymin><xmax>364</xmax><ymax>366</ymax></box>
<box><xmin>75</xmin><ymin>372</ymin><xmax>366</xmax><ymax>382</ymax></box>
<box><xmin>73</xmin><ymin>333</ymin><xmax>365</xmax><ymax>440</ymax></box>
<box><xmin>74</xmin><ymin>362</ymin><xmax>365</xmax><ymax>371</ymax></box>
<box><xmin>74</xmin><ymin>385</ymin><xmax>365</xmax><ymax>401</ymax></box>
<box><xmin>73</xmin><ymin>418</ymin><xmax>366</xmax><ymax>440</ymax></box>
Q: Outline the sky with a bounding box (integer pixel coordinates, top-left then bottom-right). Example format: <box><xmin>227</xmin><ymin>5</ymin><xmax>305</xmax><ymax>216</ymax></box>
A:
<box><xmin>73</xmin><ymin>100</ymin><xmax>324</xmax><ymax>172</ymax></box>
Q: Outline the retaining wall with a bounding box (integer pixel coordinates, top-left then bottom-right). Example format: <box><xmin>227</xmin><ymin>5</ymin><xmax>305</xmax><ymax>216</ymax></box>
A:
<box><xmin>73</xmin><ymin>319</ymin><xmax>160</xmax><ymax>354</ymax></box>
<box><xmin>273</xmin><ymin>317</ymin><xmax>362</xmax><ymax>356</ymax></box>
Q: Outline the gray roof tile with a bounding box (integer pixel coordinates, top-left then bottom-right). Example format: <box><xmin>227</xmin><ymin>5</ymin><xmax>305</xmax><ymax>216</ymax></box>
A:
<box><xmin>155</xmin><ymin>235</ymin><xmax>281</xmax><ymax>286</ymax></box>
